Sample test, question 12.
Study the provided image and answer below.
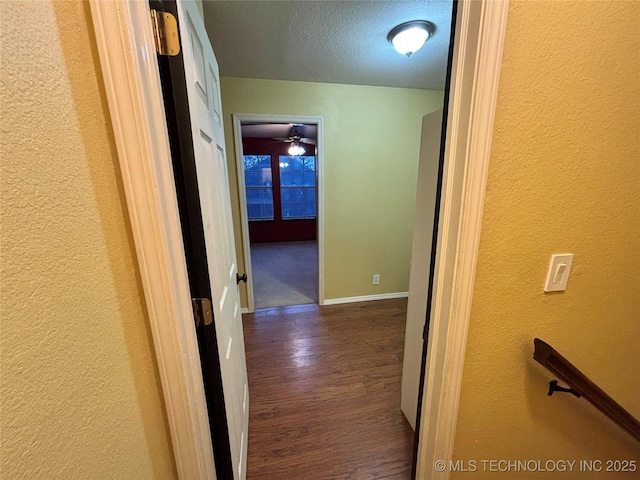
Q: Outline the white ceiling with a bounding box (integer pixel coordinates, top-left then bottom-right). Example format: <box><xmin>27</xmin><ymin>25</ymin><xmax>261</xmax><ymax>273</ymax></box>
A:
<box><xmin>202</xmin><ymin>1</ymin><xmax>453</xmax><ymax>91</ymax></box>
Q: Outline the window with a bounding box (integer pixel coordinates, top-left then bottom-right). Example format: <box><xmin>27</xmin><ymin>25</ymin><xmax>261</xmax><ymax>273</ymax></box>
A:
<box><xmin>243</xmin><ymin>155</ymin><xmax>274</xmax><ymax>220</ymax></box>
<box><xmin>279</xmin><ymin>156</ymin><xmax>316</xmax><ymax>220</ymax></box>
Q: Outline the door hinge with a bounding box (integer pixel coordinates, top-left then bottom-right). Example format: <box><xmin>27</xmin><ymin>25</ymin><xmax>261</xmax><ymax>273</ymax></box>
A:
<box><xmin>150</xmin><ymin>9</ymin><xmax>180</xmax><ymax>56</ymax></box>
<box><xmin>192</xmin><ymin>298</ymin><xmax>213</xmax><ymax>327</ymax></box>
<box><xmin>423</xmin><ymin>323</ymin><xmax>429</xmax><ymax>342</ymax></box>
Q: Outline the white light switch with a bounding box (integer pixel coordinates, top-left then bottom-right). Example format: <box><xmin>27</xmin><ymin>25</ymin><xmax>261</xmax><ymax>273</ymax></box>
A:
<box><xmin>544</xmin><ymin>254</ymin><xmax>574</xmax><ymax>292</ymax></box>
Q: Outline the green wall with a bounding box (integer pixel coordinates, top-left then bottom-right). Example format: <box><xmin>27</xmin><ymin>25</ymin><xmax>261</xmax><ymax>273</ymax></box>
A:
<box><xmin>220</xmin><ymin>77</ymin><xmax>443</xmax><ymax>305</ymax></box>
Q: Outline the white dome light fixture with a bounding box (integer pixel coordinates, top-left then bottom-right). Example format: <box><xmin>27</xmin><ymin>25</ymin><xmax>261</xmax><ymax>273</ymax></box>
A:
<box><xmin>388</xmin><ymin>20</ymin><xmax>435</xmax><ymax>57</ymax></box>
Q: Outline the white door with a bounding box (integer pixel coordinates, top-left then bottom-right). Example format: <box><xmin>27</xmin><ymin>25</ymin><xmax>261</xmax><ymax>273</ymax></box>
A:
<box><xmin>401</xmin><ymin>109</ymin><xmax>443</xmax><ymax>429</ymax></box>
<box><xmin>176</xmin><ymin>1</ymin><xmax>249</xmax><ymax>477</ymax></box>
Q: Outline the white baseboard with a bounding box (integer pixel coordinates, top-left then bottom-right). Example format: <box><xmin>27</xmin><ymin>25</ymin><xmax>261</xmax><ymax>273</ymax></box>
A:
<box><xmin>240</xmin><ymin>307</ymin><xmax>250</xmax><ymax>314</ymax></box>
<box><xmin>322</xmin><ymin>292</ymin><xmax>409</xmax><ymax>306</ymax></box>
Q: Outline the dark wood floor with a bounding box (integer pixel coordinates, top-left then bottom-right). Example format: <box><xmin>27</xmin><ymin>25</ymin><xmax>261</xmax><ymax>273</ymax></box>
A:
<box><xmin>242</xmin><ymin>298</ymin><xmax>414</xmax><ymax>479</ymax></box>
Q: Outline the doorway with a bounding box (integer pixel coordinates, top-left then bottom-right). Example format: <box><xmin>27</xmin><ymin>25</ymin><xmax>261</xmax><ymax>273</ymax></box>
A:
<box><xmin>90</xmin><ymin>0</ymin><xmax>510</xmax><ymax>477</ymax></box>
<box><xmin>222</xmin><ymin>5</ymin><xmax>443</xmax><ymax>476</ymax></box>
<box><xmin>232</xmin><ymin>115</ymin><xmax>325</xmax><ymax>312</ymax></box>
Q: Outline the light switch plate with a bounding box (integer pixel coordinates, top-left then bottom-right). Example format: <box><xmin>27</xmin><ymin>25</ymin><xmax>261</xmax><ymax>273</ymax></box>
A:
<box><xmin>544</xmin><ymin>254</ymin><xmax>574</xmax><ymax>292</ymax></box>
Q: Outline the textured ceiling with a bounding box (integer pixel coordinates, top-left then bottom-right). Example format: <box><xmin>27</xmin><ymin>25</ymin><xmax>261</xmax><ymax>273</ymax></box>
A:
<box><xmin>203</xmin><ymin>1</ymin><xmax>453</xmax><ymax>90</ymax></box>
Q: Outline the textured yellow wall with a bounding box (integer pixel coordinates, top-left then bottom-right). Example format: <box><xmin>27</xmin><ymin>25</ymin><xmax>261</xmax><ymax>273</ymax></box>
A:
<box><xmin>1</xmin><ymin>1</ymin><xmax>177</xmax><ymax>478</ymax></box>
<box><xmin>220</xmin><ymin>77</ymin><xmax>443</xmax><ymax>304</ymax></box>
<box><xmin>452</xmin><ymin>1</ymin><xmax>640</xmax><ymax>477</ymax></box>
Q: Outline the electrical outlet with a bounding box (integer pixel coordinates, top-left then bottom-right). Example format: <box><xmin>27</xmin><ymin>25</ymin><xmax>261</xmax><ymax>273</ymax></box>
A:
<box><xmin>372</xmin><ymin>274</ymin><xmax>380</xmax><ymax>285</ymax></box>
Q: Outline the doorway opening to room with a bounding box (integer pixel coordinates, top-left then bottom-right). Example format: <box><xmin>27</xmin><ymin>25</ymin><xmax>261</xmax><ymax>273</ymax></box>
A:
<box><xmin>232</xmin><ymin>116</ymin><xmax>324</xmax><ymax>311</ymax></box>
<box><xmin>93</xmin><ymin>0</ymin><xmax>509</xmax><ymax>477</ymax></box>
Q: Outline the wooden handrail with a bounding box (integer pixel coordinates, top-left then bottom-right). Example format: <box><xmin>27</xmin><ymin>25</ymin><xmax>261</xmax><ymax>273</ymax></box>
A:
<box><xmin>533</xmin><ymin>338</ymin><xmax>640</xmax><ymax>442</ymax></box>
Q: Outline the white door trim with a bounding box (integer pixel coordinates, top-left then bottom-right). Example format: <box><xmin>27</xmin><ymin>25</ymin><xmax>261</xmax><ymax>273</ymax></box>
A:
<box><xmin>416</xmin><ymin>1</ymin><xmax>509</xmax><ymax>478</ymax></box>
<box><xmin>232</xmin><ymin>113</ymin><xmax>326</xmax><ymax>312</ymax></box>
<box><xmin>88</xmin><ymin>1</ymin><xmax>216</xmax><ymax>479</ymax></box>
<box><xmin>89</xmin><ymin>0</ymin><xmax>507</xmax><ymax>478</ymax></box>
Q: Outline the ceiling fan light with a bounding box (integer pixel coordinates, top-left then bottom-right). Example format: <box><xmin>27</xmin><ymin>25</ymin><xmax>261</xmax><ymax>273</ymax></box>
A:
<box><xmin>288</xmin><ymin>142</ymin><xmax>305</xmax><ymax>156</ymax></box>
<box><xmin>388</xmin><ymin>21</ymin><xmax>435</xmax><ymax>57</ymax></box>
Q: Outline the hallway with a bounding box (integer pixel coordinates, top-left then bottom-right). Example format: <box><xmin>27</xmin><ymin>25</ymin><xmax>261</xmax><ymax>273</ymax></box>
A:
<box><xmin>242</xmin><ymin>298</ymin><xmax>414</xmax><ymax>479</ymax></box>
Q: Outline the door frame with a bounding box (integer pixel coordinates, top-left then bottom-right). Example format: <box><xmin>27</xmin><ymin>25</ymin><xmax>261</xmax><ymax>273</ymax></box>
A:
<box><xmin>415</xmin><ymin>1</ymin><xmax>509</xmax><ymax>477</ymax></box>
<box><xmin>89</xmin><ymin>0</ymin><xmax>509</xmax><ymax>479</ymax></box>
<box><xmin>232</xmin><ymin>114</ymin><xmax>325</xmax><ymax>312</ymax></box>
<box><xmin>88</xmin><ymin>1</ymin><xmax>217</xmax><ymax>478</ymax></box>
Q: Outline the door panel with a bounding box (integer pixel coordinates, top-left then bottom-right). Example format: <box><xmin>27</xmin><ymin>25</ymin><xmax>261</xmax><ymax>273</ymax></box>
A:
<box><xmin>177</xmin><ymin>1</ymin><xmax>249</xmax><ymax>477</ymax></box>
<box><xmin>401</xmin><ymin>109</ymin><xmax>443</xmax><ymax>429</ymax></box>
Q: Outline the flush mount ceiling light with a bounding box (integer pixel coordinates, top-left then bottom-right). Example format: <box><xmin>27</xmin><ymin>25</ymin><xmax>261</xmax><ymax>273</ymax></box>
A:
<box><xmin>388</xmin><ymin>20</ymin><xmax>435</xmax><ymax>57</ymax></box>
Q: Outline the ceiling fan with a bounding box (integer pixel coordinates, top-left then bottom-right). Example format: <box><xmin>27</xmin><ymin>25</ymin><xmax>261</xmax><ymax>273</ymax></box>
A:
<box><xmin>272</xmin><ymin>125</ymin><xmax>316</xmax><ymax>156</ymax></box>
<box><xmin>273</xmin><ymin>125</ymin><xmax>317</xmax><ymax>146</ymax></box>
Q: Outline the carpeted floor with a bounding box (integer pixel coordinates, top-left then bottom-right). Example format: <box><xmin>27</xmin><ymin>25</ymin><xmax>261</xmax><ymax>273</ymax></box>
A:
<box><xmin>250</xmin><ymin>241</ymin><xmax>318</xmax><ymax>308</ymax></box>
